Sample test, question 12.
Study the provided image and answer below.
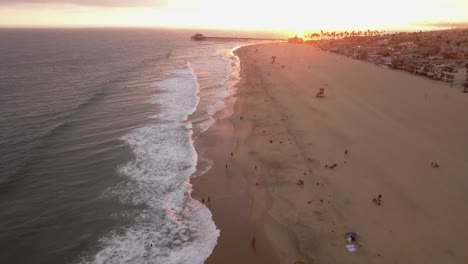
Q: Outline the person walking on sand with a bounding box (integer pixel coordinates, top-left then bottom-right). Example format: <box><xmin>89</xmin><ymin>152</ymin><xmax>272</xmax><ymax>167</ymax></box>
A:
<box><xmin>316</xmin><ymin>88</ymin><xmax>325</xmax><ymax>98</ymax></box>
<box><xmin>271</xmin><ymin>56</ymin><xmax>276</xmax><ymax>64</ymax></box>
<box><xmin>251</xmin><ymin>236</ymin><xmax>256</xmax><ymax>252</ymax></box>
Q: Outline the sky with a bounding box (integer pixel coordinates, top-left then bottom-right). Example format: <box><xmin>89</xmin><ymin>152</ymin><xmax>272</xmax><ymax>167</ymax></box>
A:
<box><xmin>0</xmin><ymin>0</ymin><xmax>467</xmax><ymax>31</ymax></box>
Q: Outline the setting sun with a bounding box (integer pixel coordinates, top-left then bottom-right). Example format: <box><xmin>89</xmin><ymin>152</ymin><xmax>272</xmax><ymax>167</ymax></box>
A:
<box><xmin>0</xmin><ymin>0</ymin><xmax>467</xmax><ymax>30</ymax></box>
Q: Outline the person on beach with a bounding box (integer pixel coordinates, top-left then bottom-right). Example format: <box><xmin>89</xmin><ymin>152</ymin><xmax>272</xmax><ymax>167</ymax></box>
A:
<box><xmin>251</xmin><ymin>236</ymin><xmax>256</xmax><ymax>252</ymax></box>
<box><xmin>271</xmin><ymin>56</ymin><xmax>276</xmax><ymax>64</ymax></box>
<box><xmin>316</xmin><ymin>88</ymin><xmax>325</xmax><ymax>98</ymax></box>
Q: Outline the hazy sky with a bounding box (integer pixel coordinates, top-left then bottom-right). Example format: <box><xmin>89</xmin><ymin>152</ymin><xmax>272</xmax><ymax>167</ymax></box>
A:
<box><xmin>0</xmin><ymin>0</ymin><xmax>467</xmax><ymax>30</ymax></box>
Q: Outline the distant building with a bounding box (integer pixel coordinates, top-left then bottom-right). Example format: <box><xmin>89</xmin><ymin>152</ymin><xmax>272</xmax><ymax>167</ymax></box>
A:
<box><xmin>288</xmin><ymin>36</ymin><xmax>304</xmax><ymax>44</ymax></box>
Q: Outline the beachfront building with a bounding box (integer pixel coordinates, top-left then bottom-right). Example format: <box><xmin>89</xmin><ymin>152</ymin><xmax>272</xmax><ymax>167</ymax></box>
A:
<box><xmin>440</xmin><ymin>66</ymin><xmax>467</xmax><ymax>86</ymax></box>
<box><xmin>466</xmin><ymin>67</ymin><xmax>468</xmax><ymax>84</ymax></box>
<box><xmin>288</xmin><ymin>36</ymin><xmax>304</xmax><ymax>44</ymax></box>
<box><xmin>465</xmin><ymin>69</ymin><xmax>468</xmax><ymax>91</ymax></box>
<box><xmin>317</xmin><ymin>28</ymin><xmax>468</xmax><ymax>88</ymax></box>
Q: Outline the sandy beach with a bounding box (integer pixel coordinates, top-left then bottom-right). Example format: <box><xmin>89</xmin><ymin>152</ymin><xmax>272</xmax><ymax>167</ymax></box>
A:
<box><xmin>193</xmin><ymin>42</ymin><xmax>468</xmax><ymax>264</ymax></box>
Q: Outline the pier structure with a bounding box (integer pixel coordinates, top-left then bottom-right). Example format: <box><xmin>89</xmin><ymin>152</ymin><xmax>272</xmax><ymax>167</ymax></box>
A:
<box><xmin>190</xmin><ymin>33</ymin><xmax>285</xmax><ymax>42</ymax></box>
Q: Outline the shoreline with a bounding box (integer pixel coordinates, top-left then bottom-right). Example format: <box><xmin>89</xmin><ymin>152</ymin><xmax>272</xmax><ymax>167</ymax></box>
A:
<box><xmin>195</xmin><ymin>42</ymin><xmax>468</xmax><ymax>263</ymax></box>
<box><xmin>192</xmin><ymin>43</ymin><xmax>279</xmax><ymax>263</ymax></box>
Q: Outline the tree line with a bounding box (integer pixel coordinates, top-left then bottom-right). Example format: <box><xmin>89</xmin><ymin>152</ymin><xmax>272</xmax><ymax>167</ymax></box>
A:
<box><xmin>305</xmin><ymin>29</ymin><xmax>384</xmax><ymax>40</ymax></box>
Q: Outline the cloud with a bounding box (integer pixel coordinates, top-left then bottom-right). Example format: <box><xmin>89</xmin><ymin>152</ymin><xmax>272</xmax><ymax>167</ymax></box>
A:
<box><xmin>0</xmin><ymin>0</ymin><xmax>167</xmax><ymax>7</ymax></box>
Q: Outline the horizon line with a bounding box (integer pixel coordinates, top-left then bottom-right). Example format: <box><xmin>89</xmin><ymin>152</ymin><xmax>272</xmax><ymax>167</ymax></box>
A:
<box><xmin>0</xmin><ymin>21</ymin><xmax>467</xmax><ymax>32</ymax></box>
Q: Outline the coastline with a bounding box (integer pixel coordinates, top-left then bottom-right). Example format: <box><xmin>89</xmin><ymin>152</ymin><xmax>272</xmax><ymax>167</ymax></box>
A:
<box><xmin>194</xmin><ymin>42</ymin><xmax>468</xmax><ymax>263</ymax></box>
<box><xmin>191</xmin><ymin>44</ymin><xmax>279</xmax><ymax>263</ymax></box>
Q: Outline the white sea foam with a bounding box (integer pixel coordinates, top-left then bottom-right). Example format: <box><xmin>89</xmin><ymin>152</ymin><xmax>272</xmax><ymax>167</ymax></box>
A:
<box><xmin>151</xmin><ymin>65</ymin><xmax>200</xmax><ymax>122</ymax></box>
<box><xmin>194</xmin><ymin>118</ymin><xmax>216</xmax><ymax>136</ymax></box>
<box><xmin>87</xmin><ymin>63</ymin><xmax>219</xmax><ymax>264</ymax></box>
<box><xmin>192</xmin><ymin>156</ymin><xmax>214</xmax><ymax>178</ymax></box>
<box><xmin>87</xmin><ymin>43</ymin><xmax>246</xmax><ymax>264</ymax></box>
<box><xmin>189</xmin><ymin>51</ymin><xmax>239</xmax><ymax>136</ymax></box>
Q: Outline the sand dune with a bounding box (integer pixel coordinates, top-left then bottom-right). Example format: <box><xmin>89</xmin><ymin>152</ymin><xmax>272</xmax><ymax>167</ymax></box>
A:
<box><xmin>194</xmin><ymin>43</ymin><xmax>468</xmax><ymax>264</ymax></box>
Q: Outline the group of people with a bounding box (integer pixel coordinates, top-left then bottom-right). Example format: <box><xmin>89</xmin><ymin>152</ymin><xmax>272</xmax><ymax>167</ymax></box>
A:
<box><xmin>324</xmin><ymin>163</ymin><xmax>338</xmax><ymax>170</ymax></box>
<box><xmin>201</xmin><ymin>196</ymin><xmax>211</xmax><ymax>205</ymax></box>
<box><xmin>372</xmin><ymin>194</ymin><xmax>383</xmax><ymax>206</ymax></box>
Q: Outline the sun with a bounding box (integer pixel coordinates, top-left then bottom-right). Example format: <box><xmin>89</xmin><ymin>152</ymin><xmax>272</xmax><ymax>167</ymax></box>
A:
<box><xmin>1</xmin><ymin>0</ymin><xmax>467</xmax><ymax>30</ymax></box>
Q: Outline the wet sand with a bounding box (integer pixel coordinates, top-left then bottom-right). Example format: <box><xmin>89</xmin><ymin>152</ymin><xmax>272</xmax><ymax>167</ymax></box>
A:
<box><xmin>193</xmin><ymin>43</ymin><xmax>468</xmax><ymax>264</ymax></box>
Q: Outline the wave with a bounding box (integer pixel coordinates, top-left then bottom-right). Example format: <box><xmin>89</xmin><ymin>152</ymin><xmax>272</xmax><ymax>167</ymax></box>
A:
<box><xmin>85</xmin><ymin>63</ymin><xmax>219</xmax><ymax>264</ymax></box>
<box><xmin>190</xmin><ymin>50</ymin><xmax>240</xmax><ymax>137</ymax></box>
<box><xmin>83</xmin><ymin>42</ymin><xmax>245</xmax><ymax>263</ymax></box>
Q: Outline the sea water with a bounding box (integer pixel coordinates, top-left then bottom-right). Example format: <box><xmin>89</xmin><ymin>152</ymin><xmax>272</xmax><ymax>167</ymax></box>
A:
<box><xmin>0</xmin><ymin>28</ymin><xmax>278</xmax><ymax>263</ymax></box>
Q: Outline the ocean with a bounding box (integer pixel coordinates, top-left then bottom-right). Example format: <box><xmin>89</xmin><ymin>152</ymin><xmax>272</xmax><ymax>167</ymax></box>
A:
<box><xmin>0</xmin><ymin>28</ymin><xmax>281</xmax><ymax>263</ymax></box>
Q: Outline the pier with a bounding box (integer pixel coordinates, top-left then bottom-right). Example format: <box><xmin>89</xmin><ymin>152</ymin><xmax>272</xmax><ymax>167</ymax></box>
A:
<box><xmin>191</xmin><ymin>33</ymin><xmax>285</xmax><ymax>42</ymax></box>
